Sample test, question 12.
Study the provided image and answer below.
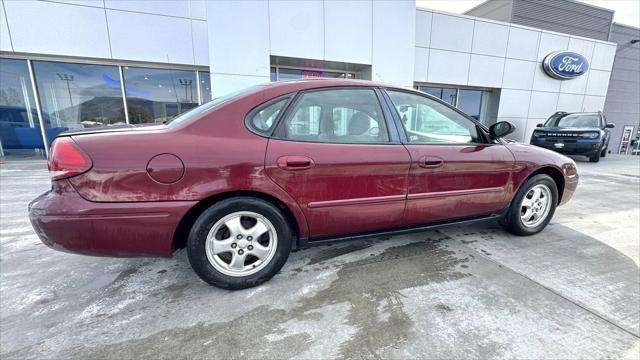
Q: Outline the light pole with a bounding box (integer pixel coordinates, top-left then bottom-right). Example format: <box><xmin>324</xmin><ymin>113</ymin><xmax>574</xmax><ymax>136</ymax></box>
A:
<box><xmin>178</xmin><ymin>79</ymin><xmax>193</xmax><ymax>102</ymax></box>
<box><xmin>56</xmin><ymin>73</ymin><xmax>74</xmax><ymax>107</ymax></box>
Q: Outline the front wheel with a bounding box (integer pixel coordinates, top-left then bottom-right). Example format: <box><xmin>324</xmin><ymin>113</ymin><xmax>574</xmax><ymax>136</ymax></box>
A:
<box><xmin>187</xmin><ymin>197</ymin><xmax>292</xmax><ymax>289</ymax></box>
<box><xmin>500</xmin><ymin>174</ymin><xmax>558</xmax><ymax>236</ymax></box>
<box><xmin>589</xmin><ymin>148</ymin><xmax>602</xmax><ymax>162</ymax></box>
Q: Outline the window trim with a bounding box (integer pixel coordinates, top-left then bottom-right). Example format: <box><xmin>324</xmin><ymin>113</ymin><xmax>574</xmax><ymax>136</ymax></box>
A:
<box><xmin>244</xmin><ymin>93</ymin><xmax>295</xmax><ymax>137</ymax></box>
<box><xmin>382</xmin><ymin>87</ymin><xmax>491</xmax><ymax>146</ymax></box>
<box><xmin>271</xmin><ymin>86</ymin><xmax>397</xmax><ymax>145</ymax></box>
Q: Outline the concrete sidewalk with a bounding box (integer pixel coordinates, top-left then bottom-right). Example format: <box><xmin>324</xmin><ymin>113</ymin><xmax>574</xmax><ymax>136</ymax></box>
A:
<box><xmin>1</xmin><ymin>155</ymin><xmax>638</xmax><ymax>359</ymax></box>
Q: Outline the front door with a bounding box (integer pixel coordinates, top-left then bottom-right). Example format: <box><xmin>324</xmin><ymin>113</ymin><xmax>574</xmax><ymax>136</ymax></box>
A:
<box><xmin>265</xmin><ymin>87</ymin><xmax>411</xmax><ymax>238</ymax></box>
<box><xmin>384</xmin><ymin>89</ymin><xmax>514</xmax><ymax>226</ymax></box>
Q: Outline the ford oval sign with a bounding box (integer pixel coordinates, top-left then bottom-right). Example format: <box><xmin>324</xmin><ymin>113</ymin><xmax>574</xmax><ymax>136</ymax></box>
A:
<box><xmin>543</xmin><ymin>51</ymin><xmax>589</xmax><ymax>80</ymax></box>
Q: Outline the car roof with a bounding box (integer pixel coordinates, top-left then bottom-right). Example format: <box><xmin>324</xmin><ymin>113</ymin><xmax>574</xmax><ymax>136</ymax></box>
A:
<box><xmin>258</xmin><ymin>78</ymin><xmax>415</xmax><ymax>93</ymax></box>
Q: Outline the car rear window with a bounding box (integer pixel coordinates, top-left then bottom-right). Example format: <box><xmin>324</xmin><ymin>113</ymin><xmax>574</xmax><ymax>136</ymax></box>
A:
<box><xmin>165</xmin><ymin>85</ymin><xmax>265</xmax><ymax>127</ymax></box>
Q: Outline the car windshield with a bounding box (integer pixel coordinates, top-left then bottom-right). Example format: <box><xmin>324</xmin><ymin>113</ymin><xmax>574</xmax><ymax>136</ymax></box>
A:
<box><xmin>545</xmin><ymin>114</ymin><xmax>600</xmax><ymax>128</ymax></box>
<box><xmin>165</xmin><ymin>85</ymin><xmax>265</xmax><ymax>127</ymax></box>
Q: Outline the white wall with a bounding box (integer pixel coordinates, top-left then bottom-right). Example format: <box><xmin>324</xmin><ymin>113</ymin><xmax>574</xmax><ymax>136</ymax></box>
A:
<box><xmin>206</xmin><ymin>0</ymin><xmax>415</xmax><ymax>96</ymax></box>
<box><xmin>414</xmin><ymin>9</ymin><xmax>617</xmax><ymax>142</ymax></box>
<box><xmin>1</xmin><ymin>0</ymin><xmax>208</xmax><ymax>66</ymax></box>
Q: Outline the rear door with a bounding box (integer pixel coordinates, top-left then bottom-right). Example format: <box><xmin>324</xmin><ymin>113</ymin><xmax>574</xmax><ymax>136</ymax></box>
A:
<box><xmin>264</xmin><ymin>87</ymin><xmax>411</xmax><ymax>239</ymax></box>
<box><xmin>384</xmin><ymin>89</ymin><xmax>514</xmax><ymax>226</ymax></box>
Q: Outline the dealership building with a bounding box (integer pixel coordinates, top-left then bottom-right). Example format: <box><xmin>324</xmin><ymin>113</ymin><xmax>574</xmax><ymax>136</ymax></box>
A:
<box><xmin>0</xmin><ymin>0</ymin><xmax>638</xmax><ymax>158</ymax></box>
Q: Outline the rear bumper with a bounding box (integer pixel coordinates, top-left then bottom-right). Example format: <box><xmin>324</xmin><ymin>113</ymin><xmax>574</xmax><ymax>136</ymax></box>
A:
<box><xmin>530</xmin><ymin>138</ymin><xmax>600</xmax><ymax>156</ymax></box>
<box><xmin>28</xmin><ymin>180</ymin><xmax>196</xmax><ymax>257</ymax></box>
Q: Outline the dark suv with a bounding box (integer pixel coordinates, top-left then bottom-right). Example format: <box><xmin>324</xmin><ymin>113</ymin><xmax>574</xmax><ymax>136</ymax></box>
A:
<box><xmin>530</xmin><ymin>111</ymin><xmax>614</xmax><ymax>162</ymax></box>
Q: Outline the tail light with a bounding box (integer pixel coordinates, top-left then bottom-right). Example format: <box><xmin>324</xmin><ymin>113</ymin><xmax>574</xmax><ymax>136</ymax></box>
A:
<box><xmin>48</xmin><ymin>137</ymin><xmax>92</xmax><ymax>181</ymax></box>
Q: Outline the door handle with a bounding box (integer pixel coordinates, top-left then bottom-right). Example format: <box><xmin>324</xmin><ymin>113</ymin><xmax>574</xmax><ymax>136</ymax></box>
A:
<box><xmin>418</xmin><ymin>156</ymin><xmax>444</xmax><ymax>169</ymax></box>
<box><xmin>277</xmin><ymin>156</ymin><xmax>315</xmax><ymax>170</ymax></box>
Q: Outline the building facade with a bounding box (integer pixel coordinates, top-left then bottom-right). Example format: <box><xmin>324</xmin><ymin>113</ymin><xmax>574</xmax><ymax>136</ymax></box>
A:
<box><xmin>0</xmin><ymin>0</ymin><xmax>624</xmax><ymax>158</ymax></box>
<box><xmin>466</xmin><ymin>0</ymin><xmax>640</xmax><ymax>153</ymax></box>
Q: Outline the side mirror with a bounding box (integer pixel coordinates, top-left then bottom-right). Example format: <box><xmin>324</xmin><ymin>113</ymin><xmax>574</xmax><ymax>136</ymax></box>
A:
<box><xmin>536</xmin><ymin>123</ymin><xmax>544</xmax><ymax>128</ymax></box>
<box><xmin>489</xmin><ymin>121</ymin><xmax>516</xmax><ymax>139</ymax></box>
<box><xmin>606</xmin><ymin>123</ymin><xmax>615</xmax><ymax>129</ymax></box>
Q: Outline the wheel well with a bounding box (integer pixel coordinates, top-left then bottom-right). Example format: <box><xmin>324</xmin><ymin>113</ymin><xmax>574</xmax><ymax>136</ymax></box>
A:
<box><xmin>172</xmin><ymin>191</ymin><xmax>300</xmax><ymax>252</ymax></box>
<box><xmin>527</xmin><ymin>167</ymin><xmax>565</xmax><ymax>204</ymax></box>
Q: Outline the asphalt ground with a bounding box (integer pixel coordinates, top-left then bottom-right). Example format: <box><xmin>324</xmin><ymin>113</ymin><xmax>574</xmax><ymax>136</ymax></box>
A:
<box><xmin>1</xmin><ymin>155</ymin><xmax>638</xmax><ymax>359</ymax></box>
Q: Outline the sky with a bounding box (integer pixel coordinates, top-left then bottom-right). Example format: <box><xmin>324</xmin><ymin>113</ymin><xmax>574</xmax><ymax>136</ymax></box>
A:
<box><xmin>416</xmin><ymin>0</ymin><xmax>640</xmax><ymax>27</ymax></box>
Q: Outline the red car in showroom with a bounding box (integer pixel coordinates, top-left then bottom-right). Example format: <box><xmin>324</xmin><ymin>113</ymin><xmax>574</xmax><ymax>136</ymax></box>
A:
<box><xmin>29</xmin><ymin>79</ymin><xmax>578</xmax><ymax>289</ymax></box>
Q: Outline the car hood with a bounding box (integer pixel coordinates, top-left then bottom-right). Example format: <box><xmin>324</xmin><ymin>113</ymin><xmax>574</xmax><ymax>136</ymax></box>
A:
<box><xmin>536</xmin><ymin>126</ymin><xmax>600</xmax><ymax>132</ymax></box>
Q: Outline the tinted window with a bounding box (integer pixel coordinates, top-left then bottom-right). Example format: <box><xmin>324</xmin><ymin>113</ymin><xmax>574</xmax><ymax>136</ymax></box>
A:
<box><xmin>247</xmin><ymin>97</ymin><xmax>289</xmax><ymax>134</ymax></box>
<box><xmin>387</xmin><ymin>90</ymin><xmax>481</xmax><ymax>144</ymax></box>
<box><xmin>122</xmin><ymin>67</ymin><xmax>198</xmax><ymax>124</ymax></box>
<box><xmin>166</xmin><ymin>85</ymin><xmax>265</xmax><ymax>127</ymax></box>
<box><xmin>457</xmin><ymin>89</ymin><xmax>482</xmax><ymax>120</ymax></box>
<box><xmin>545</xmin><ymin>114</ymin><xmax>601</xmax><ymax>128</ymax></box>
<box><xmin>32</xmin><ymin>60</ymin><xmax>126</xmax><ymax>144</ymax></box>
<box><xmin>198</xmin><ymin>71</ymin><xmax>212</xmax><ymax>103</ymax></box>
<box><xmin>281</xmin><ymin>88</ymin><xmax>389</xmax><ymax>143</ymax></box>
<box><xmin>0</xmin><ymin>58</ymin><xmax>43</xmax><ymax>153</ymax></box>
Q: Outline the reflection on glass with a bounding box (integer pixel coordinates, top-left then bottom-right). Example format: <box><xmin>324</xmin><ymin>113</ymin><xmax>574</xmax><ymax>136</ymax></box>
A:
<box><xmin>198</xmin><ymin>71</ymin><xmax>212</xmax><ymax>103</ymax></box>
<box><xmin>441</xmin><ymin>88</ymin><xmax>457</xmax><ymax>106</ymax></box>
<box><xmin>0</xmin><ymin>58</ymin><xmax>43</xmax><ymax>155</ymax></box>
<box><xmin>276</xmin><ymin>68</ymin><xmax>355</xmax><ymax>81</ymax></box>
<box><xmin>123</xmin><ymin>67</ymin><xmax>198</xmax><ymax>124</ymax></box>
<box><xmin>418</xmin><ymin>86</ymin><xmax>457</xmax><ymax>106</ymax></box>
<box><xmin>270</xmin><ymin>67</ymin><xmax>277</xmax><ymax>82</ymax></box>
<box><xmin>33</xmin><ymin>61</ymin><xmax>125</xmax><ymax>143</ymax></box>
<box><xmin>457</xmin><ymin>89</ymin><xmax>482</xmax><ymax>120</ymax></box>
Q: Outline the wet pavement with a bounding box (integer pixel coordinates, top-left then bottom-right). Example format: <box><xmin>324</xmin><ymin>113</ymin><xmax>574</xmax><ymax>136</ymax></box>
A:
<box><xmin>1</xmin><ymin>155</ymin><xmax>639</xmax><ymax>359</ymax></box>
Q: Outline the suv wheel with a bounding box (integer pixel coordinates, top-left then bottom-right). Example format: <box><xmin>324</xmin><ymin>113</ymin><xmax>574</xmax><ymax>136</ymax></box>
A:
<box><xmin>589</xmin><ymin>148</ymin><xmax>602</xmax><ymax>162</ymax></box>
<box><xmin>500</xmin><ymin>174</ymin><xmax>558</xmax><ymax>236</ymax></box>
<box><xmin>600</xmin><ymin>147</ymin><xmax>607</xmax><ymax>158</ymax></box>
<box><xmin>187</xmin><ymin>197</ymin><xmax>292</xmax><ymax>289</ymax></box>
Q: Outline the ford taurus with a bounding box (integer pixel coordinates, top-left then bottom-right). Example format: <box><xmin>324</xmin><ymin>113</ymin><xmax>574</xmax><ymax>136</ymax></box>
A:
<box><xmin>29</xmin><ymin>79</ymin><xmax>578</xmax><ymax>289</ymax></box>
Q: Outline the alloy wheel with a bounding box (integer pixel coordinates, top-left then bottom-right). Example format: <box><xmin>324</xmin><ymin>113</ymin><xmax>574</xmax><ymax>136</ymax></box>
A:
<box><xmin>205</xmin><ymin>211</ymin><xmax>278</xmax><ymax>277</ymax></box>
<box><xmin>520</xmin><ymin>184</ymin><xmax>552</xmax><ymax>228</ymax></box>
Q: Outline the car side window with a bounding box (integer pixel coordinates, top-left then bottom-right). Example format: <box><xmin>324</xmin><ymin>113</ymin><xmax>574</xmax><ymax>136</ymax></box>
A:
<box><xmin>281</xmin><ymin>88</ymin><xmax>389</xmax><ymax>143</ymax></box>
<box><xmin>246</xmin><ymin>97</ymin><xmax>290</xmax><ymax>135</ymax></box>
<box><xmin>386</xmin><ymin>90</ymin><xmax>482</xmax><ymax>144</ymax></box>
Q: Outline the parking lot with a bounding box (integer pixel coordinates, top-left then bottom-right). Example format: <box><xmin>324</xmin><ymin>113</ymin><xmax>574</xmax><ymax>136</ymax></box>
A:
<box><xmin>1</xmin><ymin>155</ymin><xmax>639</xmax><ymax>359</ymax></box>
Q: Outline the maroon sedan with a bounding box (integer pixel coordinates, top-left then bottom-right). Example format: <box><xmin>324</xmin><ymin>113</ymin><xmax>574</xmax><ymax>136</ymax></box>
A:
<box><xmin>29</xmin><ymin>79</ymin><xmax>578</xmax><ymax>289</ymax></box>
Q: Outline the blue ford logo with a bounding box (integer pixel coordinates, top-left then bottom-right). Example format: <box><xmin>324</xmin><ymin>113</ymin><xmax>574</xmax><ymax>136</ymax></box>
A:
<box><xmin>543</xmin><ymin>51</ymin><xmax>589</xmax><ymax>80</ymax></box>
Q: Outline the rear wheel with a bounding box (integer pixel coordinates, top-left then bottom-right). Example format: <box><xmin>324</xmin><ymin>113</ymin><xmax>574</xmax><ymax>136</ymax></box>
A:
<box><xmin>187</xmin><ymin>197</ymin><xmax>292</xmax><ymax>289</ymax></box>
<box><xmin>500</xmin><ymin>174</ymin><xmax>558</xmax><ymax>236</ymax></box>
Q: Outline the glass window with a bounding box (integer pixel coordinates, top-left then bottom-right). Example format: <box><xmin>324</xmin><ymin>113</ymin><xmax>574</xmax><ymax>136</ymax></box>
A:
<box><xmin>275</xmin><ymin>68</ymin><xmax>355</xmax><ymax>81</ymax></box>
<box><xmin>166</xmin><ymin>85</ymin><xmax>265</xmax><ymax>127</ymax></box>
<box><xmin>545</xmin><ymin>113</ymin><xmax>601</xmax><ymax>128</ymax></box>
<box><xmin>418</xmin><ymin>86</ymin><xmax>457</xmax><ymax>106</ymax></box>
<box><xmin>198</xmin><ymin>71</ymin><xmax>212</xmax><ymax>103</ymax></box>
<box><xmin>282</xmin><ymin>88</ymin><xmax>388</xmax><ymax>143</ymax></box>
<box><xmin>387</xmin><ymin>90</ymin><xmax>481</xmax><ymax>144</ymax></box>
<box><xmin>0</xmin><ymin>58</ymin><xmax>43</xmax><ymax>155</ymax></box>
<box><xmin>247</xmin><ymin>97</ymin><xmax>289</xmax><ymax>134</ymax></box>
<box><xmin>457</xmin><ymin>89</ymin><xmax>482</xmax><ymax>120</ymax></box>
<box><xmin>122</xmin><ymin>67</ymin><xmax>198</xmax><ymax>124</ymax></box>
<box><xmin>32</xmin><ymin>60</ymin><xmax>125</xmax><ymax>143</ymax></box>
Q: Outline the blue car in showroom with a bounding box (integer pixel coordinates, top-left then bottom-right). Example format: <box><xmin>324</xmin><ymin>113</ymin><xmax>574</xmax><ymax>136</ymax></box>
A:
<box><xmin>530</xmin><ymin>111</ymin><xmax>615</xmax><ymax>162</ymax></box>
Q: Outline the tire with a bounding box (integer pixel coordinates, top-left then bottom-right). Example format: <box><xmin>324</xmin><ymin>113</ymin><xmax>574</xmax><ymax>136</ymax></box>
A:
<box><xmin>187</xmin><ymin>197</ymin><xmax>292</xmax><ymax>290</ymax></box>
<box><xmin>500</xmin><ymin>174</ymin><xmax>558</xmax><ymax>236</ymax></box>
<box><xmin>600</xmin><ymin>147</ymin><xmax>607</xmax><ymax>158</ymax></box>
<box><xmin>589</xmin><ymin>149</ymin><xmax>601</xmax><ymax>162</ymax></box>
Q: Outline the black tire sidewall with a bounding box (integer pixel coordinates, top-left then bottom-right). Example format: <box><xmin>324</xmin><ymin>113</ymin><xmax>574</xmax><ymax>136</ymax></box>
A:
<box><xmin>187</xmin><ymin>197</ymin><xmax>292</xmax><ymax>290</ymax></box>
<box><xmin>505</xmin><ymin>174</ymin><xmax>558</xmax><ymax>236</ymax></box>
